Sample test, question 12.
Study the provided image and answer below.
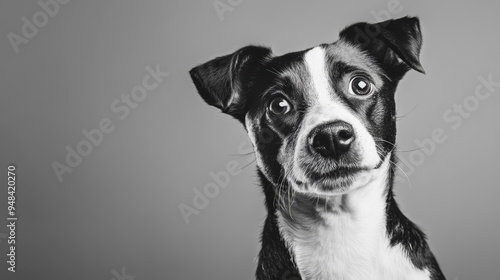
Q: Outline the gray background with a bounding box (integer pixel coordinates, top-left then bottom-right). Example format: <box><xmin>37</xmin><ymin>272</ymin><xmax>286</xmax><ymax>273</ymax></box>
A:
<box><xmin>1</xmin><ymin>0</ymin><xmax>499</xmax><ymax>279</ymax></box>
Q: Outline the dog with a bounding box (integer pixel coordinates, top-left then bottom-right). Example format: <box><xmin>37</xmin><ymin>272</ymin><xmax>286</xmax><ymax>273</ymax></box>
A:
<box><xmin>190</xmin><ymin>16</ymin><xmax>445</xmax><ymax>280</ymax></box>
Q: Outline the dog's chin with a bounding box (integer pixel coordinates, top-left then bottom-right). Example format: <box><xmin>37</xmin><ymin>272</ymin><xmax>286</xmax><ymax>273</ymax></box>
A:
<box><xmin>291</xmin><ymin>167</ymin><xmax>380</xmax><ymax>197</ymax></box>
<box><xmin>290</xmin><ymin>151</ymin><xmax>392</xmax><ymax>197</ymax></box>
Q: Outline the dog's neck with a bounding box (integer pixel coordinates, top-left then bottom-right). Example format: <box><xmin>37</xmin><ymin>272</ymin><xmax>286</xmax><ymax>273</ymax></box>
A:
<box><xmin>278</xmin><ymin>156</ymin><xmax>392</xmax><ymax>280</ymax></box>
<box><xmin>256</xmin><ymin>153</ymin><xmax>434</xmax><ymax>280</ymax></box>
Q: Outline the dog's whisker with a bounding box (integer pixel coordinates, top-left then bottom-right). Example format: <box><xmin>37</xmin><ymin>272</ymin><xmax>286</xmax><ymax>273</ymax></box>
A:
<box><xmin>395</xmin><ymin>105</ymin><xmax>418</xmax><ymax>121</ymax></box>
<box><xmin>390</xmin><ymin>160</ymin><xmax>412</xmax><ymax>189</ymax></box>
<box><xmin>274</xmin><ymin>171</ymin><xmax>285</xmax><ymax>210</ymax></box>
<box><xmin>391</xmin><ymin>153</ymin><xmax>412</xmax><ymax>171</ymax></box>
<box><xmin>276</xmin><ymin>162</ymin><xmax>292</xmax><ymax>208</ymax></box>
<box><xmin>373</xmin><ymin>137</ymin><xmax>396</xmax><ymax>147</ymax></box>
<box><xmin>374</xmin><ymin>143</ymin><xmax>412</xmax><ymax>189</ymax></box>
<box><xmin>235</xmin><ymin>157</ymin><xmax>256</xmax><ymax>172</ymax></box>
<box><xmin>230</xmin><ymin>152</ymin><xmax>255</xmax><ymax>157</ymax></box>
<box><xmin>397</xmin><ymin>147</ymin><xmax>424</xmax><ymax>153</ymax></box>
<box><xmin>281</xmin><ymin>166</ymin><xmax>294</xmax><ymax>218</ymax></box>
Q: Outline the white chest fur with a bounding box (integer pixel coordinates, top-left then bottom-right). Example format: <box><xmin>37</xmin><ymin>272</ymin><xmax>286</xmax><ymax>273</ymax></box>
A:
<box><xmin>277</xmin><ymin>163</ymin><xmax>430</xmax><ymax>280</ymax></box>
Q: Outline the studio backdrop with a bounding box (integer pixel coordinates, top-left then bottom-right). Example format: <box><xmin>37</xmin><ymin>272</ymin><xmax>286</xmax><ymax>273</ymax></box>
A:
<box><xmin>1</xmin><ymin>0</ymin><xmax>499</xmax><ymax>279</ymax></box>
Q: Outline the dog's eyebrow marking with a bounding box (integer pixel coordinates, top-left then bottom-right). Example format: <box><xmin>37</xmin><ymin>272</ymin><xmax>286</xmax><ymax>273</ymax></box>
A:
<box><xmin>326</xmin><ymin>41</ymin><xmax>388</xmax><ymax>85</ymax></box>
<box><xmin>265</xmin><ymin>61</ymin><xmax>310</xmax><ymax>95</ymax></box>
<box><xmin>332</xmin><ymin>62</ymin><xmax>373</xmax><ymax>79</ymax></box>
<box><xmin>333</xmin><ymin>61</ymin><xmax>362</xmax><ymax>73</ymax></box>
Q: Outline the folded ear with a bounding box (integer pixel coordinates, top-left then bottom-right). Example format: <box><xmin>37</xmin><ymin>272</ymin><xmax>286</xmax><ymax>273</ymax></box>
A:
<box><xmin>339</xmin><ymin>16</ymin><xmax>424</xmax><ymax>77</ymax></box>
<box><xmin>189</xmin><ymin>45</ymin><xmax>272</xmax><ymax>120</ymax></box>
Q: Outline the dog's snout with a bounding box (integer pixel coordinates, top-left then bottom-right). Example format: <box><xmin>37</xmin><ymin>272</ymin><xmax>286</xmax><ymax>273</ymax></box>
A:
<box><xmin>308</xmin><ymin>121</ymin><xmax>355</xmax><ymax>159</ymax></box>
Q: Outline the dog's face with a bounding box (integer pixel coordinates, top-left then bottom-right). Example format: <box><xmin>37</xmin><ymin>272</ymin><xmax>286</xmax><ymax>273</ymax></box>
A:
<box><xmin>244</xmin><ymin>43</ymin><xmax>396</xmax><ymax>196</ymax></box>
<box><xmin>191</xmin><ymin>17</ymin><xmax>423</xmax><ymax>197</ymax></box>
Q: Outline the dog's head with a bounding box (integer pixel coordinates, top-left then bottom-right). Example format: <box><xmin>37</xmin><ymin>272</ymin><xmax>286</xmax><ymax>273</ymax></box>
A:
<box><xmin>190</xmin><ymin>17</ymin><xmax>423</xmax><ymax>197</ymax></box>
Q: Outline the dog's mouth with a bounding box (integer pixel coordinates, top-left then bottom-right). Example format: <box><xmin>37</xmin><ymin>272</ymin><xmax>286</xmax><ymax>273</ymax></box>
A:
<box><xmin>302</xmin><ymin>167</ymin><xmax>366</xmax><ymax>192</ymax></box>
<box><xmin>292</xmin><ymin>157</ymin><xmax>387</xmax><ymax>195</ymax></box>
<box><xmin>308</xmin><ymin>166</ymin><xmax>369</xmax><ymax>181</ymax></box>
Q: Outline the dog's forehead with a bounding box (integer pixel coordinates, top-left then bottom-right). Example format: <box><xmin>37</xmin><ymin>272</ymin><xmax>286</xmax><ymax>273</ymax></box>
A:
<box><xmin>324</xmin><ymin>40</ymin><xmax>383</xmax><ymax>78</ymax></box>
<box><xmin>261</xmin><ymin>41</ymin><xmax>383</xmax><ymax>92</ymax></box>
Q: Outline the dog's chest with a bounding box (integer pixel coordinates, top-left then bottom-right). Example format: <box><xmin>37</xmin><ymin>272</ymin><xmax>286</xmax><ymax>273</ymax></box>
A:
<box><xmin>277</xmin><ymin>202</ymin><xmax>431</xmax><ymax>280</ymax></box>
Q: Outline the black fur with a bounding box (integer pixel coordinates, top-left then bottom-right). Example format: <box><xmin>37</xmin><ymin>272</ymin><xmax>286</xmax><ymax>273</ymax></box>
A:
<box><xmin>189</xmin><ymin>45</ymin><xmax>272</xmax><ymax>122</ymax></box>
<box><xmin>339</xmin><ymin>16</ymin><xmax>425</xmax><ymax>78</ymax></box>
<box><xmin>385</xmin><ymin>154</ymin><xmax>446</xmax><ymax>280</ymax></box>
<box><xmin>256</xmin><ymin>170</ymin><xmax>301</xmax><ymax>279</ymax></box>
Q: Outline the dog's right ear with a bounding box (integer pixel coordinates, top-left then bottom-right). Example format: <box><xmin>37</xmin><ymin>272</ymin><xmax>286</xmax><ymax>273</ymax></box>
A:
<box><xmin>189</xmin><ymin>46</ymin><xmax>272</xmax><ymax>121</ymax></box>
<box><xmin>339</xmin><ymin>16</ymin><xmax>424</xmax><ymax>79</ymax></box>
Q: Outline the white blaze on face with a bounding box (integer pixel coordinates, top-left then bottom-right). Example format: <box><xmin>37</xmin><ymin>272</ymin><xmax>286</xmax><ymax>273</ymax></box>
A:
<box><xmin>292</xmin><ymin>46</ymin><xmax>381</xmax><ymax>184</ymax></box>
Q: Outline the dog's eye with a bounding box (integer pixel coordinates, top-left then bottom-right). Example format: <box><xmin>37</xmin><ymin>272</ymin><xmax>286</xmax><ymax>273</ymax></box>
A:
<box><xmin>349</xmin><ymin>76</ymin><xmax>374</xmax><ymax>96</ymax></box>
<box><xmin>268</xmin><ymin>96</ymin><xmax>292</xmax><ymax>115</ymax></box>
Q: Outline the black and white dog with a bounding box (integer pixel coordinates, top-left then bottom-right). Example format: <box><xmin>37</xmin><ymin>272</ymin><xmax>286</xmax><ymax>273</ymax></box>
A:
<box><xmin>190</xmin><ymin>16</ymin><xmax>445</xmax><ymax>280</ymax></box>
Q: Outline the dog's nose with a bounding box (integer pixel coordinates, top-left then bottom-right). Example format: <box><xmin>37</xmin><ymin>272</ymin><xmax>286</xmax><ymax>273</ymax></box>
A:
<box><xmin>308</xmin><ymin>121</ymin><xmax>355</xmax><ymax>159</ymax></box>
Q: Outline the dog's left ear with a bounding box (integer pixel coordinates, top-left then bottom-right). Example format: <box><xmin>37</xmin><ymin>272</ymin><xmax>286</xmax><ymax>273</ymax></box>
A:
<box><xmin>339</xmin><ymin>16</ymin><xmax>424</xmax><ymax>77</ymax></box>
<box><xmin>190</xmin><ymin>45</ymin><xmax>272</xmax><ymax>121</ymax></box>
